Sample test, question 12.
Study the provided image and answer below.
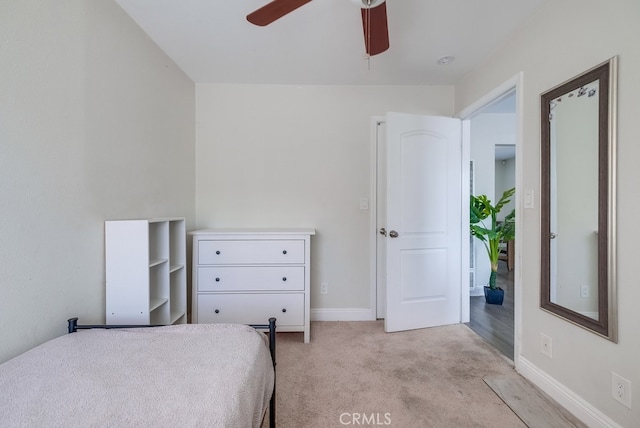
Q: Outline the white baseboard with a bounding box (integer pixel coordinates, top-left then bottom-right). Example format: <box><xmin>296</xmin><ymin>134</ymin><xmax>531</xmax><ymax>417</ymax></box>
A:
<box><xmin>517</xmin><ymin>356</ymin><xmax>621</xmax><ymax>428</ymax></box>
<box><xmin>470</xmin><ymin>288</ymin><xmax>484</xmax><ymax>297</ymax></box>
<box><xmin>311</xmin><ymin>308</ymin><xmax>376</xmax><ymax>321</ymax></box>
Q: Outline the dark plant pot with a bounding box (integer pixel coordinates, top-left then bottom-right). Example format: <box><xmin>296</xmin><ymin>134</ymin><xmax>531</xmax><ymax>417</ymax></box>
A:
<box><xmin>484</xmin><ymin>286</ymin><xmax>504</xmax><ymax>305</ymax></box>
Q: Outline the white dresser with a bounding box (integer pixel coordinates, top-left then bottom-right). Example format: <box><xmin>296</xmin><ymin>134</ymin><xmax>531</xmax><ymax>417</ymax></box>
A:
<box><xmin>190</xmin><ymin>228</ymin><xmax>315</xmax><ymax>343</ymax></box>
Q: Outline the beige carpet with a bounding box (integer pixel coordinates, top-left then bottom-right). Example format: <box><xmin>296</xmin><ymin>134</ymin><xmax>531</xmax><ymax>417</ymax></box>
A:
<box><xmin>269</xmin><ymin>321</ymin><xmax>527</xmax><ymax>428</ymax></box>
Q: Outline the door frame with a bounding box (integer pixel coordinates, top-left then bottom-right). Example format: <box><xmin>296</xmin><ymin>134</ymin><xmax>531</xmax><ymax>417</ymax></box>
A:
<box><xmin>369</xmin><ymin>73</ymin><xmax>524</xmax><ymax>365</ymax></box>
<box><xmin>458</xmin><ymin>73</ymin><xmax>524</xmax><ymax>366</ymax></box>
<box><xmin>370</xmin><ymin>117</ymin><xmax>385</xmax><ymax>319</ymax></box>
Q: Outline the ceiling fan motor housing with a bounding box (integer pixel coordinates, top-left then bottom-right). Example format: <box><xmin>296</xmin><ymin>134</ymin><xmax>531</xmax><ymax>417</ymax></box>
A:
<box><xmin>352</xmin><ymin>0</ymin><xmax>386</xmax><ymax>8</ymax></box>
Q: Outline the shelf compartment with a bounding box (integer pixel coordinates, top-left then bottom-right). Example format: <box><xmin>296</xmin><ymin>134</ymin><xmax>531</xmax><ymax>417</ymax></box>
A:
<box><xmin>150</xmin><ymin>258</ymin><xmax>169</xmax><ymax>268</ymax></box>
<box><xmin>170</xmin><ymin>311</ymin><xmax>186</xmax><ymax>324</ymax></box>
<box><xmin>169</xmin><ymin>263</ymin><xmax>184</xmax><ymax>273</ymax></box>
<box><xmin>169</xmin><ymin>219</ymin><xmax>186</xmax><ymax>269</ymax></box>
<box><xmin>150</xmin><ymin>297</ymin><xmax>169</xmax><ymax>312</ymax></box>
<box><xmin>148</xmin><ymin>221</ymin><xmax>169</xmax><ymax>263</ymax></box>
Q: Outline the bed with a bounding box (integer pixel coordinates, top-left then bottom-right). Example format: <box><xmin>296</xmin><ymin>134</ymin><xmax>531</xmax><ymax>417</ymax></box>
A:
<box><xmin>0</xmin><ymin>318</ymin><xmax>276</xmax><ymax>428</ymax></box>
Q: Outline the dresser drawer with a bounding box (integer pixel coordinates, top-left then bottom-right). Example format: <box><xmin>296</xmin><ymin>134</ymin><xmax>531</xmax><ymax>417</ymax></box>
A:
<box><xmin>197</xmin><ymin>266</ymin><xmax>304</xmax><ymax>292</ymax></box>
<box><xmin>198</xmin><ymin>240</ymin><xmax>305</xmax><ymax>265</ymax></box>
<box><xmin>197</xmin><ymin>293</ymin><xmax>304</xmax><ymax>326</ymax></box>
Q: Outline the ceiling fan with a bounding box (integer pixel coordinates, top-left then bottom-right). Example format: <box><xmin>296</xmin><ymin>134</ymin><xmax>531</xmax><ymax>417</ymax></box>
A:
<box><xmin>246</xmin><ymin>0</ymin><xmax>390</xmax><ymax>56</ymax></box>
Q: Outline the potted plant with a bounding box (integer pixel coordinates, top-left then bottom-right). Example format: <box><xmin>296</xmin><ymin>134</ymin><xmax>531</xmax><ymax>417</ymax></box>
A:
<box><xmin>470</xmin><ymin>187</ymin><xmax>515</xmax><ymax>305</ymax></box>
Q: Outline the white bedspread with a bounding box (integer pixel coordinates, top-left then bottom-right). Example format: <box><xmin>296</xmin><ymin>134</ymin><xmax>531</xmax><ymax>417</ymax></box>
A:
<box><xmin>0</xmin><ymin>323</ymin><xmax>274</xmax><ymax>428</ymax></box>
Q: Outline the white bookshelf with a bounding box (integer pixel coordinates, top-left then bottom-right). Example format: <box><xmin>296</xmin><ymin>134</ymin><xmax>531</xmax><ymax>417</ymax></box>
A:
<box><xmin>105</xmin><ymin>218</ymin><xmax>186</xmax><ymax>325</ymax></box>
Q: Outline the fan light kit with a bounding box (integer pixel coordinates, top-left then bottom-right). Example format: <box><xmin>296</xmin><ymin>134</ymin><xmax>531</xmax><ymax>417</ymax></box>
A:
<box><xmin>247</xmin><ymin>0</ymin><xmax>390</xmax><ymax>56</ymax></box>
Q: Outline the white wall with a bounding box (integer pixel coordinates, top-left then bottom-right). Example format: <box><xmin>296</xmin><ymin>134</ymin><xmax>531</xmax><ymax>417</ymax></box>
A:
<box><xmin>0</xmin><ymin>0</ymin><xmax>195</xmax><ymax>363</ymax></box>
<box><xmin>195</xmin><ymin>84</ymin><xmax>453</xmax><ymax>313</ymax></box>
<box><xmin>495</xmin><ymin>157</ymin><xmax>516</xmax><ymax>220</ymax></box>
<box><xmin>456</xmin><ymin>0</ymin><xmax>640</xmax><ymax>425</ymax></box>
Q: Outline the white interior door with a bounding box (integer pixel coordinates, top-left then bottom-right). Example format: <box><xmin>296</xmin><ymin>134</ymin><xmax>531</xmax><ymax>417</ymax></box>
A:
<box><xmin>384</xmin><ymin>112</ymin><xmax>462</xmax><ymax>333</ymax></box>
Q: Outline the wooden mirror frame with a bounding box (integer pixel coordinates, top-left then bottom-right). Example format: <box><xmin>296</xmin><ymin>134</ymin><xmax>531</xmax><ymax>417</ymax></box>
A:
<box><xmin>540</xmin><ymin>57</ymin><xmax>618</xmax><ymax>342</ymax></box>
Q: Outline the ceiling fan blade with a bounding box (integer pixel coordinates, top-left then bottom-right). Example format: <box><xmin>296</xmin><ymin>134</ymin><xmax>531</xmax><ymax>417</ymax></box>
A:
<box><xmin>361</xmin><ymin>2</ymin><xmax>389</xmax><ymax>56</ymax></box>
<box><xmin>247</xmin><ymin>0</ymin><xmax>312</xmax><ymax>26</ymax></box>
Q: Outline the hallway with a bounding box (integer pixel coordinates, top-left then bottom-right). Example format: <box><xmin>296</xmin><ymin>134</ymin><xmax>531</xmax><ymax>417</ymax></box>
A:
<box><xmin>465</xmin><ymin>261</ymin><xmax>515</xmax><ymax>360</ymax></box>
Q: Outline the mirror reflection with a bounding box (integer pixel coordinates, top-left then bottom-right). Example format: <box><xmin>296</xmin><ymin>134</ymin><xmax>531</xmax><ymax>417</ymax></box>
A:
<box><xmin>540</xmin><ymin>57</ymin><xmax>617</xmax><ymax>341</ymax></box>
<box><xmin>549</xmin><ymin>79</ymin><xmax>600</xmax><ymax>319</ymax></box>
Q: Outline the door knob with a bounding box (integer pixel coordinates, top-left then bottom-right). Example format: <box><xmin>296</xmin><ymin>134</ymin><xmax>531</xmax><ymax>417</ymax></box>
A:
<box><xmin>550</xmin><ymin>232</ymin><xmax>557</xmax><ymax>239</ymax></box>
<box><xmin>389</xmin><ymin>230</ymin><xmax>399</xmax><ymax>238</ymax></box>
<box><xmin>379</xmin><ymin>228</ymin><xmax>387</xmax><ymax>236</ymax></box>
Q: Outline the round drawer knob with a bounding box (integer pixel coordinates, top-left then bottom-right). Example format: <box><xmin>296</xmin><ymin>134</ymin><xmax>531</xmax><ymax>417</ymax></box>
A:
<box><xmin>282</xmin><ymin>277</ymin><xmax>287</xmax><ymax>281</ymax></box>
<box><xmin>215</xmin><ymin>250</ymin><xmax>221</xmax><ymax>255</ymax></box>
<box><xmin>215</xmin><ymin>277</ymin><xmax>220</xmax><ymax>282</ymax></box>
<box><xmin>214</xmin><ymin>309</ymin><xmax>220</xmax><ymax>314</ymax></box>
<box><xmin>282</xmin><ymin>308</ymin><xmax>287</xmax><ymax>313</ymax></box>
<box><xmin>282</xmin><ymin>250</ymin><xmax>287</xmax><ymax>255</ymax></box>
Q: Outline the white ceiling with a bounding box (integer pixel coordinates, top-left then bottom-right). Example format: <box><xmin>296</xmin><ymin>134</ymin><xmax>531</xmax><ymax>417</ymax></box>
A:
<box><xmin>115</xmin><ymin>0</ymin><xmax>544</xmax><ymax>85</ymax></box>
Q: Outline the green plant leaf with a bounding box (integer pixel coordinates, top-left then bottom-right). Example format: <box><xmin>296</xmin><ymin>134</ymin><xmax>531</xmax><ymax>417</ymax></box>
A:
<box><xmin>494</xmin><ymin>187</ymin><xmax>515</xmax><ymax>213</ymax></box>
<box><xmin>470</xmin><ymin>187</ymin><xmax>515</xmax><ymax>287</ymax></box>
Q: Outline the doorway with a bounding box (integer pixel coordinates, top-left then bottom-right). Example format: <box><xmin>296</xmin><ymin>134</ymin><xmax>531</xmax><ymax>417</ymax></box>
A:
<box><xmin>465</xmin><ymin>92</ymin><xmax>517</xmax><ymax>360</ymax></box>
<box><xmin>371</xmin><ymin>75</ymin><xmax>523</xmax><ymax>362</ymax></box>
<box><xmin>458</xmin><ymin>77</ymin><xmax>522</xmax><ymax>363</ymax></box>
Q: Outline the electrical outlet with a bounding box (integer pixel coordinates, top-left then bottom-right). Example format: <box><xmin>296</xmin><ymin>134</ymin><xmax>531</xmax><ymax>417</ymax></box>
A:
<box><xmin>581</xmin><ymin>284</ymin><xmax>590</xmax><ymax>298</ymax></box>
<box><xmin>612</xmin><ymin>372</ymin><xmax>632</xmax><ymax>408</ymax></box>
<box><xmin>541</xmin><ymin>333</ymin><xmax>552</xmax><ymax>358</ymax></box>
<box><xmin>321</xmin><ymin>282</ymin><xmax>328</xmax><ymax>295</ymax></box>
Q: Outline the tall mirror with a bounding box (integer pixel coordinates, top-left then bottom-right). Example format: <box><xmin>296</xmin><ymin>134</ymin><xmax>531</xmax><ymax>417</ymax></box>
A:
<box><xmin>540</xmin><ymin>56</ymin><xmax>617</xmax><ymax>341</ymax></box>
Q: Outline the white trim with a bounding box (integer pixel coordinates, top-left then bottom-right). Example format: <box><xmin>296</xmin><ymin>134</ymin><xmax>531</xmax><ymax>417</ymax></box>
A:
<box><xmin>460</xmin><ymin>120</ymin><xmax>471</xmax><ymax>322</ymax></box>
<box><xmin>370</xmin><ymin>116</ymin><xmax>385</xmax><ymax>320</ymax></box>
<box><xmin>457</xmin><ymin>72</ymin><xmax>524</xmax><ymax>368</ymax></box>
<box><xmin>311</xmin><ymin>308</ymin><xmax>376</xmax><ymax>322</ymax></box>
<box><xmin>518</xmin><ymin>357</ymin><xmax>622</xmax><ymax>428</ymax></box>
<box><xmin>458</xmin><ymin>74</ymin><xmax>522</xmax><ymax>119</ymax></box>
<box><xmin>513</xmin><ymin>73</ymin><xmax>525</xmax><ymax>369</ymax></box>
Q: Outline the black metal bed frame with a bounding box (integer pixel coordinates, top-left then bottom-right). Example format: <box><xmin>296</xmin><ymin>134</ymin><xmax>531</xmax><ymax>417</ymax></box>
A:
<box><xmin>67</xmin><ymin>317</ymin><xmax>277</xmax><ymax>428</ymax></box>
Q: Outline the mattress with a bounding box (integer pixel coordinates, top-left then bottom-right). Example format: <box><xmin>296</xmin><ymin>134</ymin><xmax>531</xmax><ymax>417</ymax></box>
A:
<box><xmin>0</xmin><ymin>323</ymin><xmax>274</xmax><ymax>427</ymax></box>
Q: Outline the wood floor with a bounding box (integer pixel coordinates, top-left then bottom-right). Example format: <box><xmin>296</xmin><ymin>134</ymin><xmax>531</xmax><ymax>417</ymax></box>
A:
<box><xmin>465</xmin><ymin>261</ymin><xmax>515</xmax><ymax>360</ymax></box>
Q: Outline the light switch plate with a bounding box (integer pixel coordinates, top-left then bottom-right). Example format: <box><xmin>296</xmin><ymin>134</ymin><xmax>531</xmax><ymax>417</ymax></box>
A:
<box><xmin>524</xmin><ymin>189</ymin><xmax>534</xmax><ymax>209</ymax></box>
